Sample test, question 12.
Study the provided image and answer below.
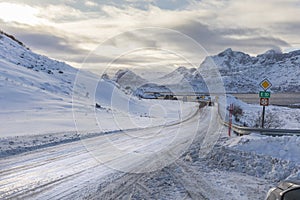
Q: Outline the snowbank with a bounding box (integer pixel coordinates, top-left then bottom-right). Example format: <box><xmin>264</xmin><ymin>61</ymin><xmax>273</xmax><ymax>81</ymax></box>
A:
<box><xmin>221</xmin><ymin>95</ymin><xmax>300</xmax><ymax>129</ymax></box>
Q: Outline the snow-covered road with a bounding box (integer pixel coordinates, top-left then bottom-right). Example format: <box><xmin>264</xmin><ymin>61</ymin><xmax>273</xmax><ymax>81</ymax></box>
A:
<box><xmin>0</xmin><ymin>105</ymin><xmax>207</xmax><ymax>199</ymax></box>
<box><xmin>0</xmin><ymin>105</ymin><xmax>272</xmax><ymax>200</ymax></box>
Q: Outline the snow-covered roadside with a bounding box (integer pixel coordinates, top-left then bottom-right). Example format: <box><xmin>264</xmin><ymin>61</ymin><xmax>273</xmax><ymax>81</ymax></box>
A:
<box><xmin>216</xmin><ymin>133</ymin><xmax>300</xmax><ymax>181</ymax></box>
<box><xmin>223</xmin><ymin>134</ymin><xmax>300</xmax><ymax>163</ymax></box>
<box><xmin>221</xmin><ymin>95</ymin><xmax>300</xmax><ymax>129</ymax></box>
<box><xmin>206</xmin><ymin>95</ymin><xmax>300</xmax><ymax>195</ymax></box>
<box><xmin>186</xmin><ymin>160</ymin><xmax>272</xmax><ymax>200</ymax></box>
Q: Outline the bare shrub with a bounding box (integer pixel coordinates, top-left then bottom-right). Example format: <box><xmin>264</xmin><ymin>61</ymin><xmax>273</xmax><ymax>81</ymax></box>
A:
<box><xmin>254</xmin><ymin>111</ymin><xmax>283</xmax><ymax>128</ymax></box>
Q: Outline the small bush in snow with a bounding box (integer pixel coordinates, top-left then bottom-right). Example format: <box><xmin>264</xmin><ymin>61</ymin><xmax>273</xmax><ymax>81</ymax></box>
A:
<box><xmin>254</xmin><ymin>111</ymin><xmax>283</xmax><ymax>128</ymax></box>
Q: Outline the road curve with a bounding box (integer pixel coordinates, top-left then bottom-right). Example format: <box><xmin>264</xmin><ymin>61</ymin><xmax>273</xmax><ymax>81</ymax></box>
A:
<box><xmin>0</xmin><ymin>106</ymin><xmax>221</xmax><ymax>199</ymax></box>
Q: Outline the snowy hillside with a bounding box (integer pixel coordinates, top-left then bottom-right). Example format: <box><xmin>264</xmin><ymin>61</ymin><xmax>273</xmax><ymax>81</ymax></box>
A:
<box><xmin>0</xmin><ymin>31</ymin><xmax>195</xmax><ymax>138</ymax></box>
<box><xmin>0</xmin><ymin>31</ymin><xmax>77</xmax><ymax>96</ymax></box>
<box><xmin>0</xmin><ymin>31</ymin><xmax>82</xmax><ymax>136</ymax></box>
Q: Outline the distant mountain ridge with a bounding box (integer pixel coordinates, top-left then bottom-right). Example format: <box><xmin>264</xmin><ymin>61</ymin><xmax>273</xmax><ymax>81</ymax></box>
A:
<box><xmin>201</xmin><ymin>48</ymin><xmax>300</xmax><ymax>92</ymax></box>
<box><xmin>113</xmin><ymin>48</ymin><xmax>300</xmax><ymax>94</ymax></box>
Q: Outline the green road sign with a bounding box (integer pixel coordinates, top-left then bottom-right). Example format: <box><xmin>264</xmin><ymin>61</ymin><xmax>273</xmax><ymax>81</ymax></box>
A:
<box><xmin>259</xmin><ymin>91</ymin><xmax>271</xmax><ymax>98</ymax></box>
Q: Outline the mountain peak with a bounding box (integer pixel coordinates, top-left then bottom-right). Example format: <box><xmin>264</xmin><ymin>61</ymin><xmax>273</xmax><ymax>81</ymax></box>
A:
<box><xmin>217</xmin><ymin>48</ymin><xmax>234</xmax><ymax>57</ymax></box>
<box><xmin>113</xmin><ymin>69</ymin><xmax>147</xmax><ymax>90</ymax></box>
<box><xmin>176</xmin><ymin>66</ymin><xmax>187</xmax><ymax>71</ymax></box>
<box><xmin>266</xmin><ymin>48</ymin><xmax>282</xmax><ymax>54</ymax></box>
<box><xmin>114</xmin><ymin>69</ymin><xmax>131</xmax><ymax>81</ymax></box>
<box><xmin>174</xmin><ymin>66</ymin><xmax>189</xmax><ymax>74</ymax></box>
<box><xmin>224</xmin><ymin>48</ymin><xmax>233</xmax><ymax>53</ymax></box>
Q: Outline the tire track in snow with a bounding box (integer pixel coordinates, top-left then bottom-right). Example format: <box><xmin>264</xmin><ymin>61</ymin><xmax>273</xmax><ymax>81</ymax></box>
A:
<box><xmin>0</xmin><ymin>105</ymin><xmax>208</xmax><ymax>199</ymax></box>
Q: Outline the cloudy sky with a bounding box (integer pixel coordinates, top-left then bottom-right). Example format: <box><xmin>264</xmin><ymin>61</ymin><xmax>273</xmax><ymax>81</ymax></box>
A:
<box><xmin>1</xmin><ymin>0</ymin><xmax>300</xmax><ymax>76</ymax></box>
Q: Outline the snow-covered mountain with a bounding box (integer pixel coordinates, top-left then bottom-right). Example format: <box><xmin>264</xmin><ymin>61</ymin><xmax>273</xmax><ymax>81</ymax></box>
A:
<box><xmin>112</xmin><ymin>66</ymin><xmax>209</xmax><ymax>95</ymax></box>
<box><xmin>148</xmin><ymin>48</ymin><xmax>300</xmax><ymax>94</ymax></box>
<box><xmin>156</xmin><ymin>66</ymin><xmax>197</xmax><ymax>85</ymax></box>
<box><xmin>204</xmin><ymin>48</ymin><xmax>300</xmax><ymax>93</ymax></box>
<box><xmin>113</xmin><ymin>69</ymin><xmax>148</xmax><ymax>91</ymax></box>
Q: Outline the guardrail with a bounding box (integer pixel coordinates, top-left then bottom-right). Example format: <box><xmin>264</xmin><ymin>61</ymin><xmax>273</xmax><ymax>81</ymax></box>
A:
<box><xmin>217</xmin><ymin>103</ymin><xmax>300</xmax><ymax>136</ymax></box>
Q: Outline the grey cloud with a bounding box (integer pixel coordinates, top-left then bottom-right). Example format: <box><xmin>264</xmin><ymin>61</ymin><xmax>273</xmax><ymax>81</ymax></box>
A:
<box><xmin>1</xmin><ymin>22</ymin><xmax>164</xmax><ymax>67</ymax></box>
<box><xmin>215</xmin><ymin>27</ymin><xmax>268</xmax><ymax>37</ymax></box>
<box><xmin>151</xmin><ymin>0</ymin><xmax>191</xmax><ymax>10</ymax></box>
<box><xmin>271</xmin><ymin>22</ymin><xmax>300</xmax><ymax>44</ymax></box>
<box><xmin>3</xmin><ymin>0</ymin><xmax>149</xmax><ymax>13</ymax></box>
<box><xmin>80</xmin><ymin>51</ymin><xmax>166</xmax><ymax>65</ymax></box>
<box><xmin>1</xmin><ymin>21</ymin><xmax>89</xmax><ymax>60</ymax></box>
<box><xmin>106</xmin><ymin>31</ymin><xmax>159</xmax><ymax>48</ymax></box>
<box><xmin>19</xmin><ymin>33</ymin><xmax>85</xmax><ymax>54</ymax></box>
<box><xmin>172</xmin><ymin>20</ymin><xmax>291</xmax><ymax>55</ymax></box>
<box><xmin>274</xmin><ymin>22</ymin><xmax>300</xmax><ymax>33</ymax></box>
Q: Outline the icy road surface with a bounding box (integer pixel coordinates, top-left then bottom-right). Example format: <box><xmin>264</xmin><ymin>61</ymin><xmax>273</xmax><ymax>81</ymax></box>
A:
<box><xmin>0</xmin><ymin>106</ymin><xmax>270</xmax><ymax>200</ymax></box>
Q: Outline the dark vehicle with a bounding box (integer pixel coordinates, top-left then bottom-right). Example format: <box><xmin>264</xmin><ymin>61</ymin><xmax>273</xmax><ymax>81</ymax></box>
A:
<box><xmin>266</xmin><ymin>180</ymin><xmax>300</xmax><ymax>200</ymax></box>
<box><xmin>164</xmin><ymin>94</ymin><xmax>177</xmax><ymax>100</ymax></box>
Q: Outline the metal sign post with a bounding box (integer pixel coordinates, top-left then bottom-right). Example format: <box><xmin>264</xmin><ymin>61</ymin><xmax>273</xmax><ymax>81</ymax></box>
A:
<box><xmin>259</xmin><ymin>79</ymin><xmax>272</xmax><ymax>128</ymax></box>
<box><xmin>262</xmin><ymin>105</ymin><xmax>266</xmax><ymax>128</ymax></box>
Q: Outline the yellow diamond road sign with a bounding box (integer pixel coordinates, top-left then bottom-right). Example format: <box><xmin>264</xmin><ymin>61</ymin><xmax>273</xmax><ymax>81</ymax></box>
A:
<box><xmin>260</xmin><ymin>79</ymin><xmax>272</xmax><ymax>90</ymax></box>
